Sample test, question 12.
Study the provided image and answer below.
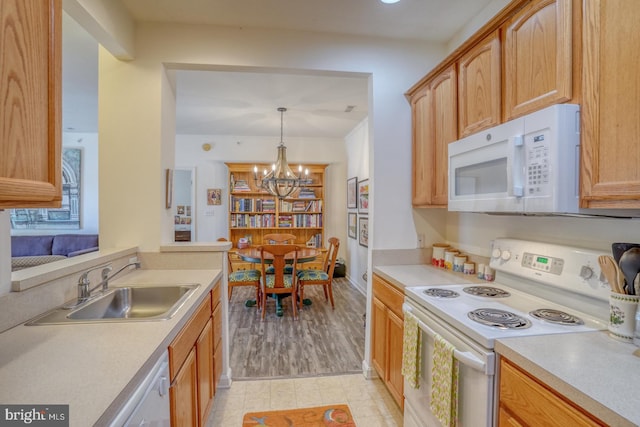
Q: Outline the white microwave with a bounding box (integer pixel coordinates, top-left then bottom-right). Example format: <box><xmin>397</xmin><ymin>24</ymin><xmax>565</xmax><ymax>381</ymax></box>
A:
<box><xmin>448</xmin><ymin>104</ymin><xmax>581</xmax><ymax>214</ymax></box>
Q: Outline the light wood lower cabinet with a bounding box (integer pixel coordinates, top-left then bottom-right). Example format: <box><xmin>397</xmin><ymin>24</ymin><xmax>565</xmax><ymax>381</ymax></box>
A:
<box><xmin>196</xmin><ymin>318</ymin><xmax>214</xmax><ymax>425</ymax></box>
<box><xmin>498</xmin><ymin>358</ymin><xmax>606</xmax><ymax>427</ymax></box>
<box><xmin>170</xmin><ymin>348</ymin><xmax>198</xmax><ymax>426</ymax></box>
<box><xmin>371</xmin><ymin>274</ymin><xmax>404</xmax><ymax>408</ymax></box>
<box><xmin>169</xmin><ymin>279</ymin><xmax>222</xmax><ymax>426</ymax></box>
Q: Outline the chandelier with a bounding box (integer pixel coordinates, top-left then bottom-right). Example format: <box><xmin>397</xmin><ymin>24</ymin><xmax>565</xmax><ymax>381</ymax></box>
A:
<box><xmin>253</xmin><ymin>107</ymin><xmax>308</xmax><ymax>198</ymax></box>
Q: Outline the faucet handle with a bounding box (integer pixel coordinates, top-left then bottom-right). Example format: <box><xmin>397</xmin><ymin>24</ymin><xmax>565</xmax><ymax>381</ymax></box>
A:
<box><xmin>101</xmin><ymin>266</ymin><xmax>113</xmax><ymax>281</ymax></box>
<box><xmin>78</xmin><ymin>263</ymin><xmax>112</xmax><ymax>286</ymax></box>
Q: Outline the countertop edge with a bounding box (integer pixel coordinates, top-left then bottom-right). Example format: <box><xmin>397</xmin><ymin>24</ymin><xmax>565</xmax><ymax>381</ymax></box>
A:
<box><xmin>95</xmin><ymin>270</ymin><xmax>221</xmax><ymax>425</ymax></box>
<box><xmin>0</xmin><ymin>269</ymin><xmax>222</xmax><ymax>426</ymax></box>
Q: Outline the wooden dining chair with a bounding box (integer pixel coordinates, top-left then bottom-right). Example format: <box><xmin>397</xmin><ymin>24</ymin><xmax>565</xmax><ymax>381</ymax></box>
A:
<box><xmin>263</xmin><ymin>233</ymin><xmax>297</xmax><ymax>244</ymax></box>
<box><xmin>263</xmin><ymin>233</ymin><xmax>297</xmax><ymax>274</ymax></box>
<box><xmin>258</xmin><ymin>244</ymin><xmax>300</xmax><ymax>320</ymax></box>
<box><xmin>218</xmin><ymin>238</ymin><xmax>261</xmax><ymax>307</ymax></box>
<box><xmin>297</xmin><ymin>237</ymin><xmax>340</xmax><ymax>309</ymax></box>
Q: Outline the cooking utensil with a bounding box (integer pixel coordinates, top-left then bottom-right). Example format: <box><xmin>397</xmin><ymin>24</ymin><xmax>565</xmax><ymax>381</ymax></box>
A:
<box><xmin>612</xmin><ymin>243</ymin><xmax>640</xmax><ymax>264</ymax></box>
<box><xmin>599</xmin><ymin>255</ymin><xmax>623</xmax><ymax>294</ymax></box>
<box><xmin>619</xmin><ymin>247</ymin><xmax>640</xmax><ymax>296</ymax></box>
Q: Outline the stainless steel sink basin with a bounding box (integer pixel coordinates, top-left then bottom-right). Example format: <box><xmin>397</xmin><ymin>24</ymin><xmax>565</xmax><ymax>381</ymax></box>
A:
<box><xmin>26</xmin><ymin>284</ymin><xmax>200</xmax><ymax>325</ymax></box>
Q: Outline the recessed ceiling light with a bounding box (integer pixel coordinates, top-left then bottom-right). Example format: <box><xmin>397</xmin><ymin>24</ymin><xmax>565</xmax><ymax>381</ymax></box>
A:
<box><xmin>380</xmin><ymin>0</ymin><xmax>401</xmax><ymax>3</ymax></box>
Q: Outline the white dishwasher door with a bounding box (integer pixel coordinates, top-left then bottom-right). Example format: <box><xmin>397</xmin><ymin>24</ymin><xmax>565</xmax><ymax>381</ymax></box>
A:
<box><xmin>109</xmin><ymin>351</ymin><xmax>171</xmax><ymax>427</ymax></box>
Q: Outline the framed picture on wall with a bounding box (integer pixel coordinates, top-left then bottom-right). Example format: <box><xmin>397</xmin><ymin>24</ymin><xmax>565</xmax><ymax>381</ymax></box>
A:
<box><xmin>348</xmin><ymin>212</ymin><xmax>357</xmax><ymax>239</ymax></box>
<box><xmin>358</xmin><ymin>216</ymin><xmax>368</xmax><ymax>247</ymax></box>
<box><xmin>347</xmin><ymin>177</ymin><xmax>357</xmax><ymax>209</ymax></box>
<box><xmin>207</xmin><ymin>188</ymin><xmax>222</xmax><ymax>205</ymax></box>
<box><xmin>358</xmin><ymin>179</ymin><xmax>369</xmax><ymax>214</ymax></box>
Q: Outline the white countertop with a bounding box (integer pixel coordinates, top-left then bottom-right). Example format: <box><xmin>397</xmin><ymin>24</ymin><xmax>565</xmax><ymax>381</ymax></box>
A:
<box><xmin>496</xmin><ymin>332</ymin><xmax>640</xmax><ymax>427</ymax></box>
<box><xmin>374</xmin><ymin>264</ymin><xmax>486</xmax><ymax>290</ymax></box>
<box><xmin>374</xmin><ymin>263</ymin><xmax>640</xmax><ymax>427</ymax></box>
<box><xmin>0</xmin><ymin>269</ymin><xmax>221</xmax><ymax>427</ymax></box>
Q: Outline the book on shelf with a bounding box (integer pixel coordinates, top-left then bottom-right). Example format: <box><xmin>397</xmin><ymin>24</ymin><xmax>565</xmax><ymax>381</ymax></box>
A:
<box><xmin>298</xmin><ymin>188</ymin><xmax>316</xmax><ymax>198</ymax></box>
<box><xmin>232</xmin><ymin>179</ymin><xmax>251</xmax><ymax>192</ymax></box>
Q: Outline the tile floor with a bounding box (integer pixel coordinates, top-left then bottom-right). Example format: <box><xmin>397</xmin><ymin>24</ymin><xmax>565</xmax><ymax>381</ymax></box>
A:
<box><xmin>206</xmin><ymin>374</ymin><xmax>403</xmax><ymax>426</ymax></box>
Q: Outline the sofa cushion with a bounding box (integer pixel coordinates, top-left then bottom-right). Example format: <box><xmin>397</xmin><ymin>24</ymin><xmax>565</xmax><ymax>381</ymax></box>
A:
<box><xmin>52</xmin><ymin>234</ymin><xmax>99</xmax><ymax>257</ymax></box>
<box><xmin>12</xmin><ymin>255</ymin><xmax>67</xmax><ymax>271</ymax></box>
<box><xmin>11</xmin><ymin>236</ymin><xmax>55</xmax><ymax>257</ymax></box>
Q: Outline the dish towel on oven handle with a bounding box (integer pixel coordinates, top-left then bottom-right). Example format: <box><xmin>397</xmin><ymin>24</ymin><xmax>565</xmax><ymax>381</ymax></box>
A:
<box><xmin>401</xmin><ymin>310</ymin><xmax>421</xmax><ymax>389</ymax></box>
<box><xmin>430</xmin><ymin>333</ymin><xmax>459</xmax><ymax>427</ymax></box>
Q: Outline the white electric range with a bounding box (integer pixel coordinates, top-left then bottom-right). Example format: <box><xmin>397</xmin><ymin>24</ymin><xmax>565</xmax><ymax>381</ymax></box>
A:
<box><xmin>402</xmin><ymin>238</ymin><xmax>611</xmax><ymax>427</ymax></box>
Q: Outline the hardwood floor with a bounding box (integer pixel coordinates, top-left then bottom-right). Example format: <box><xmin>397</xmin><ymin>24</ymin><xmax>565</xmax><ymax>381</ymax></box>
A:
<box><xmin>228</xmin><ymin>277</ymin><xmax>366</xmax><ymax>379</ymax></box>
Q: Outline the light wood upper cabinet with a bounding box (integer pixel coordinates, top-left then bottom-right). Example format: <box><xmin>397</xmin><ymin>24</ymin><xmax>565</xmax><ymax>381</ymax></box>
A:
<box><xmin>410</xmin><ymin>85</ymin><xmax>432</xmax><ymax>207</ymax></box>
<box><xmin>580</xmin><ymin>0</ymin><xmax>640</xmax><ymax>208</ymax></box>
<box><xmin>503</xmin><ymin>0</ymin><xmax>573</xmax><ymax>120</ymax></box>
<box><xmin>458</xmin><ymin>31</ymin><xmax>501</xmax><ymax>137</ymax></box>
<box><xmin>0</xmin><ymin>0</ymin><xmax>62</xmax><ymax>208</ymax></box>
<box><xmin>430</xmin><ymin>67</ymin><xmax>458</xmax><ymax>206</ymax></box>
<box><xmin>410</xmin><ymin>66</ymin><xmax>457</xmax><ymax>208</ymax></box>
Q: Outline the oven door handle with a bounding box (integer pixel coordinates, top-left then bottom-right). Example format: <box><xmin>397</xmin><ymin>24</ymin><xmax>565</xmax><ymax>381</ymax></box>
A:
<box><xmin>412</xmin><ymin>314</ymin><xmax>490</xmax><ymax>375</ymax></box>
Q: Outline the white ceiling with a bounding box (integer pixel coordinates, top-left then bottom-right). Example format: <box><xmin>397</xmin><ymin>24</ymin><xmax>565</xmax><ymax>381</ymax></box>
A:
<box><xmin>63</xmin><ymin>0</ymin><xmax>496</xmax><ymax>137</ymax></box>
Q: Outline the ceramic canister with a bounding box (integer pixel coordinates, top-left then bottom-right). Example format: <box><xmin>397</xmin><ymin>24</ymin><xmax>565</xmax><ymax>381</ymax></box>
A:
<box><xmin>463</xmin><ymin>262</ymin><xmax>476</xmax><ymax>275</ymax></box>
<box><xmin>477</xmin><ymin>263</ymin><xmax>485</xmax><ymax>279</ymax></box>
<box><xmin>444</xmin><ymin>249</ymin><xmax>459</xmax><ymax>270</ymax></box>
<box><xmin>432</xmin><ymin>243</ymin><xmax>450</xmax><ymax>268</ymax></box>
<box><xmin>453</xmin><ymin>254</ymin><xmax>467</xmax><ymax>272</ymax></box>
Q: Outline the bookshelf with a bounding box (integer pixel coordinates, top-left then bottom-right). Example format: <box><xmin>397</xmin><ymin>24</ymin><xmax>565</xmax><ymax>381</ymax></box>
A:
<box><xmin>225</xmin><ymin>163</ymin><xmax>327</xmax><ymax>251</ymax></box>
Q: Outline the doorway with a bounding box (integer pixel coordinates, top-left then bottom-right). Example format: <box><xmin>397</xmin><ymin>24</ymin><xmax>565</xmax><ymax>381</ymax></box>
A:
<box><xmin>173</xmin><ymin>168</ymin><xmax>196</xmax><ymax>242</ymax></box>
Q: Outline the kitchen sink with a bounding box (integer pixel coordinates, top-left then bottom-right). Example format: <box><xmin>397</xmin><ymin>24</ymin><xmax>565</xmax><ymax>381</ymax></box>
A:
<box><xmin>26</xmin><ymin>284</ymin><xmax>200</xmax><ymax>325</ymax></box>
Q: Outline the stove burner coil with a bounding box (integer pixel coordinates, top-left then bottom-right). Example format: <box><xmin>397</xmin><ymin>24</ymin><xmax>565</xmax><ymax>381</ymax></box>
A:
<box><xmin>529</xmin><ymin>308</ymin><xmax>584</xmax><ymax>325</ymax></box>
<box><xmin>463</xmin><ymin>286</ymin><xmax>511</xmax><ymax>298</ymax></box>
<box><xmin>423</xmin><ymin>288</ymin><xmax>460</xmax><ymax>298</ymax></box>
<box><xmin>468</xmin><ymin>308</ymin><xmax>532</xmax><ymax>329</ymax></box>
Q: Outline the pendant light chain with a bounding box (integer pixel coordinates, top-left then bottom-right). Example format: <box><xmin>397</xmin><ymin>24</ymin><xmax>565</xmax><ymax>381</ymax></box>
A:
<box><xmin>253</xmin><ymin>107</ymin><xmax>306</xmax><ymax>198</ymax></box>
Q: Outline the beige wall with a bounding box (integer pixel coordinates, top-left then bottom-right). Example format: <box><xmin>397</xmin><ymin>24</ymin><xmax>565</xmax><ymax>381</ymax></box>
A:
<box><xmin>97</xmin><ymin>21</ymin><xmax>444</xmax><ymax>253</ymax></box>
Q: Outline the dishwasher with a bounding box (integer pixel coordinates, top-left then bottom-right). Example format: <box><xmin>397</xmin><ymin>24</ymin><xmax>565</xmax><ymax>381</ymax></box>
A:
<box><xmin>108</xmin><ymin>351</ymin><xmax>171</xmax><ymax>427</ymax></box>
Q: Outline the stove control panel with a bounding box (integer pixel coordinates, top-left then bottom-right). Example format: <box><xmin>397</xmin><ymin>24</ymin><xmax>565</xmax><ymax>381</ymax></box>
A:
<box><xmin>489</xmin><ymin>238</ymin><xmax>610</xmax><ymax>302</ymax></box>
<box><xmin>521</xmin><ymin>252</ymin><xmax>564</xmax><ymax>275</ymax></box>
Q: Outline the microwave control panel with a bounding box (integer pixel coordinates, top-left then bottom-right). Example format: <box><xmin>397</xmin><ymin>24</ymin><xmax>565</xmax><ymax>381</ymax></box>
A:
<box><xmin>524</xmin><ymin>130</ymin><xmax>550</xmax><ymax>195</ymax></box>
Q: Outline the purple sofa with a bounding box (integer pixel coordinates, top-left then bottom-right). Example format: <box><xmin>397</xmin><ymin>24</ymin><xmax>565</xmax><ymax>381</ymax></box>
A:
<box><xmin>11</xmin><ymin>234</ymin><xmax>99</xmax><ymax>271</ymax></box>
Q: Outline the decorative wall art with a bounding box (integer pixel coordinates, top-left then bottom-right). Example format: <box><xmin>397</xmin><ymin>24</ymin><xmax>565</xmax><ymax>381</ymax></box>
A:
<box><xmin>348</xmin><ymin>212</ymin><xmax>357</xmax><ymax>239</ymax></box>
<box><xmin>358</xmin><ymin>216</ymin><xmax>368</xmax><ymax>247</ymax></box>
<box><xmin>9</xmin><ymin>148</ymin><xmax>82</xmax><ymax>230</ymax></box>
<box><xmin>358</xmin><ymin>179</ymin><xmax>369</xmax><ymax>214</ymax></box>
<box><xmin>347</xmin><ymin>177</ymin><xmax>357</xmax><ymax>209</ymax></box>
<box><xmin>207</xmin><ymin>188</ymin><xmax>222</xmax><ymax>205</ymax></box>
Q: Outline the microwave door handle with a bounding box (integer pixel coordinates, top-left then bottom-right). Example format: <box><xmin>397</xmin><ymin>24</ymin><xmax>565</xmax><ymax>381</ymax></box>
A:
<box><xmin>512</xmin><ymin>135</ymin><xmax>524</xmax><ymax>197</ymax></box>
<box><xmin>407</xmin><ymin>310</ymin><xmax>489</xmax><ymax>375</ymax></box>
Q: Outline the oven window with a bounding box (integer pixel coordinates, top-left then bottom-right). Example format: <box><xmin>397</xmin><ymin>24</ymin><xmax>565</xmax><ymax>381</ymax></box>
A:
<box><xmin>454</xmin><ymin>157</ymin><xmax>508</xmax><ymax>196</ymax></box>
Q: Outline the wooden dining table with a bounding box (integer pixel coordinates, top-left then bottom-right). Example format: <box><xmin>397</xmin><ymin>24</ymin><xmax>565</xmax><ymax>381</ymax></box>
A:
<box><xmin>235</xmin><ymin>246</ymin><xmax>321</xmax><ymax>315</ymax></box>
<box><xmin>235</xmin><ymin>247</ymin><xmax>320</xmax><ymax>264</ymax></box>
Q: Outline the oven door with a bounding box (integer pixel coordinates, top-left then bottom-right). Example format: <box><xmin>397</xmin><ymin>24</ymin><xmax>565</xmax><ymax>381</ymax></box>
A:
<box><xmin>403</xmin><ymin>301</ymin><xmax>495</xmax><ymax>427</ymax></box>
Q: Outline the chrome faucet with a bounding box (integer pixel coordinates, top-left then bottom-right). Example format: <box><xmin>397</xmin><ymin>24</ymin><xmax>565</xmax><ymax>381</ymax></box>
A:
<box><xmin>76</xmin><ymin>261</ymin><xmax>141</xmax><ymax>304</ymax></box>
